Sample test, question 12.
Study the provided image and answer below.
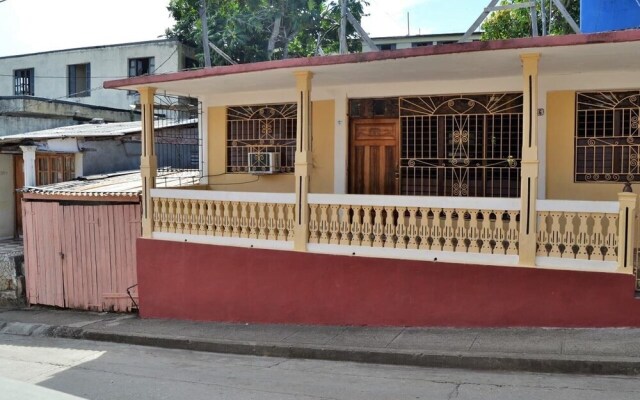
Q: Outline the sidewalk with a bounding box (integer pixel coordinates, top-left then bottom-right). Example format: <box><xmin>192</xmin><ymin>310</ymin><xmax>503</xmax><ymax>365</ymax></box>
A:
<box><xmin>2</xmin><ymin>306</ymin><xmax>640</xmax><ymax>375</ymax></box>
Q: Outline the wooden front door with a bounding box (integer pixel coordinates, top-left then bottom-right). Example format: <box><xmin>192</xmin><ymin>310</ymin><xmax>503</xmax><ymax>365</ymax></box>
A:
<box><xmin>13</xmin><ymin>155</ymin><xmax>24</xmax><ymax>237</ymax></box>
<box><xmin>349</xmin><ymin>118</ymin><xmax>399</xmax><ymax>195</ymax></box>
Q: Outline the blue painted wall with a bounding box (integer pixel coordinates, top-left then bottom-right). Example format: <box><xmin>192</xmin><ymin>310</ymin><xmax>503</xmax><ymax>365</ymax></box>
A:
<box><xmin>581</xmin><ymin>0</ymin><xmax>640</xmax><ymax>33</ymax></box>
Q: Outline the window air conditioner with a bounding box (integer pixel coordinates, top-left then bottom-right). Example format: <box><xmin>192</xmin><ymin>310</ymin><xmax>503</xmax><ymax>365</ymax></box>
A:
<box><xmin>248</xmin><ymin>152</ymin><xmax>280</xmax><ymax>174</ymax></box>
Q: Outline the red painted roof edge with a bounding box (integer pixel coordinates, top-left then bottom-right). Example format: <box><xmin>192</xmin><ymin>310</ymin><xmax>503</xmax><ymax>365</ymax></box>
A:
<box><xmin>104</xmin><ymin>29</ymin><xmax>640</xmax><ymax>90</ymax></box>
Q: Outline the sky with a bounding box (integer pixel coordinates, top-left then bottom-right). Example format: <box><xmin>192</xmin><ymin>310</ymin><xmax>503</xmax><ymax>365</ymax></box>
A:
<box><xmin>0</xmin><ymin>0</ymin><xmax>490</xmax><ymax>57</ymax></box>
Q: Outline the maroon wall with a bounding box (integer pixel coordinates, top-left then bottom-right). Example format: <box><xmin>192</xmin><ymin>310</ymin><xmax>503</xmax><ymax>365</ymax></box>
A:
<box><xmin>137</xmin><ymin>238</ymin><xmax>640</xmax><ymax>327</ymax></box>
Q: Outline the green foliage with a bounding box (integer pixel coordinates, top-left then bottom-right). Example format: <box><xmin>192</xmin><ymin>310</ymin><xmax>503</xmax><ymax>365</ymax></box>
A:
<box><xmin>481</xmin><ymin>0</ymin><xmax>580</xmax><ymax>40</ymax></box>
<box><xmin>165</xmin><ymin>0</ymin><xmax>368</xmax><ymax>66</ymax></box>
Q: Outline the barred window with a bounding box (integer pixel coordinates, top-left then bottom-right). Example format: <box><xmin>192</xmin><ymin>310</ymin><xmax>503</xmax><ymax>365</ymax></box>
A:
<box><xmin>575</xmin><ymin>91</ymin><xmax>640</xmax><ymax>183</ymax></box>
<box><xmin>226</xmin><ymin>104</ymin><xmax>297</xmax><ymax>173</ymax></box>
<box><xmin>14</xmin><ymin>68</ymin><xmax>34</xmax><ymax>96</ymax></box>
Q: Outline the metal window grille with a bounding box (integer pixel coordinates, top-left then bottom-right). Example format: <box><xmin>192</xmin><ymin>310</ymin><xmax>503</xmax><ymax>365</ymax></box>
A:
<box><xmin>153</xmin><ymin>94</ymin><xmax>202</xmax><ymax>173</ymax></box>
<box><xmin>399</xmin><ymin>93</ymin><xmax>523</xmax><ymax>197</ymax></box>
<box><xmin>226</xmin><ymin>104</ymin><xmax>297</xmax><ymax>173</ymax></box>
<box><xmin>14</xmin><ymin>68</ymin><xmax>34</xmax><ymax>96</ymax></box>
<box><xmin>575</xmin><ymin>91</ymin><xmax>640</xmax><ymax>183</ymax></box>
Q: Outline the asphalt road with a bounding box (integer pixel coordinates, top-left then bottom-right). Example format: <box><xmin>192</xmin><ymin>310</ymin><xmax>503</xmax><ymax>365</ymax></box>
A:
<box><xmin>1</xmin><ymin>334</ymin><xmax>640</xmax><ymax>400</ymax></box>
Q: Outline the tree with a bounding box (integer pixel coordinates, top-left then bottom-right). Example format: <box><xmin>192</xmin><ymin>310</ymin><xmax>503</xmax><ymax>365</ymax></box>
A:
<box><xmin>165</xmin><ymin>0</ymin><xmax>368</xmax><ymax>66</ymax></box>
<box><xmin>481</xmin><ymin>0</ymin><xmax>580</xmax><ymax>40</ymax></box>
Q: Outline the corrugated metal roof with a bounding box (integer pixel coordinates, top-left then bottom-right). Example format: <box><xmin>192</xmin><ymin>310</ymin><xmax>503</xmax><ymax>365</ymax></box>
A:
<box><xmin>0</xmin><ymin>119</ymin><xmax>196</xmax><ymax>143</ymax></box>
<box><xmin>21</xmin><ymin>169</ymin><xmax>201</xmax><ymax>197</ymax></box>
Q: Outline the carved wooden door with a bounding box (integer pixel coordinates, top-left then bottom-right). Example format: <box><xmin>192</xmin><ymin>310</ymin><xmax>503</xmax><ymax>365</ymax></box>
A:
<box><xmin>349</xmin><ymin>118</ymin><xmax>399</xmax><ymax>195</ymax></box>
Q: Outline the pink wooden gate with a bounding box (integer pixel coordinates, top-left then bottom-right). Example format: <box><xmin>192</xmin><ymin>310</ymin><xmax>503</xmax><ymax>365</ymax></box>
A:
<box><xmin>22</xmin><ymin>201</ymin><xmax>140</xmax><ymax>312</ymax></box>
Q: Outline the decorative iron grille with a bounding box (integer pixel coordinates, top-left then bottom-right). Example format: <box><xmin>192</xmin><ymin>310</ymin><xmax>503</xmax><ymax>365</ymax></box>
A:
<box><xmin>153</xmin><ymin>94</ymin><xmax>201</xmax><ymax>172</ymax></box>
<box><xmin>226</xmin><ymin>104</ymin><xmax>297</xmax><ymax>173</ymax></box>
<box><xmin>575</xmin><ymin>91</ymin><xmax>640</xmax><ymax>183</ymax></box>
<box><xmin>399</xmin><ymin>93</ymin><xmax>523</xmax><ymax>197</ymax></box>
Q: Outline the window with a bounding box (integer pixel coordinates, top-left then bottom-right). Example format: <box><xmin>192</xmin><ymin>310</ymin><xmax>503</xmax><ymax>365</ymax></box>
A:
<box><xmin>398</xmin><ymin>93</ymin><xmax>523</xmax><ymax>197</ymax></box>
<box><xmin>128</xmin><ymin>57</ymin><xmax>155</xmax><ymax>77</ymax></box>
<box><xmin>412</xmin><ymin>42</ymin><xmax>434</xmax><ymax>47</ymax></box>
<box><xmin>226</xmin><ymin>104</ymin><xmax>297</xmax><ymax>173</ymax></box>
<box><xmin>36</xmin><ymin>153</ymin><xmax>75</xmax><ymax>185</ymax></box>
<box><xmin>14</xmin><ymin>68</ymin><xmax>34</xmax><ymax>96</ymax></box>
<box><xmin>575</xmin><ymin>90</ymin><xmax>640</xmax><ymax>183</ymax></box>
<box><xmin>378</xmin><ymin>44</ymin><xmax>396</xmax><ymax>51</ymax></box>
<box><xmin>68</xmin><ymin>63</ymin><xmax>91</xmax><ymax>97</ymax></box>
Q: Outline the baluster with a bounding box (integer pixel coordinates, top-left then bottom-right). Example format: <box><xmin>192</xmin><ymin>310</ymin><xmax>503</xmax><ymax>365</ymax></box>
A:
<box><xmin>152</xmin><ymin>197</ymin><xmax>160</xmax><ymax>232</ymax></box>
<box><xmin>441</xmin><ymin>209</ymin><xmax>455</xmax><ymax>252</ymax></box>
<box><xmin>350</xmin><ymin>206</ymin><xmax>363</xmax><ymax>246</ymax></box>
<box><xmin>591</xmin><ymin>213</ymin><xmax>604</xmax><ymax>261</ymax></box>
<box><xmin>575</xmin><ymin>213</ymin><xmax>591</xmax><ymax>260</ymax></box>
<box><xmin>383</xmin><ymin>206</ymin><xmax>397</xmax><ymax>248</ymax></box>
<box><xmin>160</xmin><ymin>198</ymin><xmax>168</xmax><ymax>232</ymax></box>
<box><xmin>406</xmin><ymin>207</ymin><xmax>418</xmax><ymax>250</ymax></box>
<box><xmin>561</xmin><ymin>212</ymin><xmax>577</xmax><ymax>259</ymax></box>
<box><xmin>318</xmin><ymin>205</ymin><xmax>330</xmax><ymax>244</ymax></box>
<box><xmin>248</xmin><ymin>203</ymin><xmax>258</xmax><ymax>239</ymax></box>
<box><xmin>174</xmin><ymin>199</ymin><xmax>184</xmax><ymax>233</ymax></box>
<box><xmin>361</xmin><ymin>206</ymin><xmax>373</xmax><ymax>246</ymax></box>
<box><xmin>549</xmin><ymin>212</ymin><xmax>564</xmax><ymax>258</ymax></box>
<box><xmin>329</xmin><ymin>205</ymin><xmax>340</xmax><ymax>244</ymax></box>
<box><xmin>214</xmin><ymin>201</ymin><xmax>223</xmax><ymax>236</ymax></box>
<box><xmin>197</xmin><ymin>200</ymin><xmax>206</xmax><ymax>235</ymax></box>
<box><xmin>454</xmin><ymin>209</ymin><xmax>469</xmax><ymax>253</ymax></box>
<box><xmin>206</xmin><ymin>200</ymin><xmax>214</xmax><ymax>236</ymax></box>
<box><xmin>221</xmin><ymin>201</ymin><xmax>231</xmax><ymax>237</ymax></box>
<box><xmin>257</xmin><ymin>203</ymin><xmax>267</xmax><ymax>240</ymax></box>
<box><xmin>286</xmin><ymin>204</ymin><xmax>295</xmax><ymax>241</ymax></box>
<box><xmin>231</xmin><ymin>202</ymin><xmax>240</xmax><ymax>237</ymax></box>
<box><xmin>239</xmin><ymin>202</ymin><xmax>249</xmax><ymax>238</ymax></box>
<box><xmin>604</xmin><ymin>213</ymin><xmax>618</xmax><ymax>261</ymax></box>
<box><xmin>276</xmin><ymin>204</ymin><xmax>287</xmax><ymax>241</ymax></box>
<box><xmin>479</xmin><ymin>211</ymin><xmax>493</xmax><ymax>254</ymax></box>
<box><xmin>372</xmin><ymin>206</ymin><xmax>385</xmax><ymax>247</ymax></box>
<box><xmin>190</xmin><ymin>200</ymin><xmax>199</xmax><ymax>234</ymax></box>
<box><xmin>466</xmin><ymin>211</ymin><xmax>480</xmax><ymax>253</ymax></box>
<box><xmin>493</xmin><ymin>211</ymin><xmax>507</xmax><ymax>255</ymax></box>
<box><xmin>431</xmin><ymin>209</ymin><xmax>444</xmax><ymax>251</ymax></box>
<box><xmin>339</xmin><ymin>205</ymin><xmax>352</xmax><ymax>246</ymax></box>
<box><xmin>395</xmin><ymin>207</ymin><xmax>408</xmax><ymax>249</ymax></box>
<box><xmin>308</xmin><ymin>204</ymin><xmax>319</xmax><ymax>243</ymax></box>
<box><xmin>167</xmin><ymin>198</ymin><xmax>176</xmax><ymax>233</ymax></box>
<box><xmin>506</xmin><ymin>210</ymin><xmax>519</xmax><ymax>255</ymax></box>
<box><xmin>264</xmin><ymin>203</ymin><xmax>275</xmax><ymax>240</ymax></box>
<box><xmin>418</xmin><ymin>208</ymin><xmax>432</xmax><ymax>250</ymax></box>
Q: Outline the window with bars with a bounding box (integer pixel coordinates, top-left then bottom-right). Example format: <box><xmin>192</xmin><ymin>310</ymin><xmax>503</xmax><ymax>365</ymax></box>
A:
<box><xmin>226</xmin><ymin>104</ymin><xmax>297</xmax><ymax>173</ymax></box>
<box><xmin>575</xmin><ymin>91</ymin><xmax>640</xmax><ymax>183</ymax></box>
<box><xmin>68</xmin><ymin>63</ymin><xmax>91</xmax><ymax>97</ymax></box>
<box><xmin>128</xmin><ymin>57</ymin><xmax>155</xmax><ymax>77</ymax></box>
<box><xmin>399</xmin><ymin>93</ymin><xmax>523</xmax><ymax>197</ymax></box>
<box><xmin>36</xmin><ymin>153</ymin><xmax>75</xmax><ymax>185</ymax></box>
<box><xmin>14</xmin><ymin>68</ymin><xmax>34</xmax><ymax>96</ymax></box>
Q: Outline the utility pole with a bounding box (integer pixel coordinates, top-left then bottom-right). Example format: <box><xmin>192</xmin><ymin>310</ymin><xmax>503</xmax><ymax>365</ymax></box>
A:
<box><xmin>339</xmin><ymin>0</ymin><xmax>348</xmax><ymax>54</ymax></box>
<box><xmin>200</xmin><ymin>0</ymin><xmax>212</xmax><ymax>67</ymax></box>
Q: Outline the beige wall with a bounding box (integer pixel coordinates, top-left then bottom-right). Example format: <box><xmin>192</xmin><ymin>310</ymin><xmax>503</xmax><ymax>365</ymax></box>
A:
<box><xmin>0</xmin><ymin>154</ymin><xmax>15</xmax><ymax>239</ymax></box>
<box><xmin>546</xmin><ymin>91</ymin><xmax>625</xmax><ymax>201</ymax></box>
<box><xmin>206</xmin><ymin>100</ymin><xmax>335</xmax><ymax>193</ymax></box>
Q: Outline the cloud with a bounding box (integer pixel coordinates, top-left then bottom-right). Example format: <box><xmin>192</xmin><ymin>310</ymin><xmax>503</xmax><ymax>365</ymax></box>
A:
<box><xmin>361</xmin><ymin>0</ymin><xmax>433</xmax><ymax>37</ymax></box>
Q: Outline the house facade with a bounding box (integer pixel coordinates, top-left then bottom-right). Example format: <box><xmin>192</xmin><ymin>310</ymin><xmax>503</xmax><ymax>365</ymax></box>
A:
<box><xmin>106</xmin><ymin>30</ymin><xmax>640</xmax><ymax>327</ymax></box>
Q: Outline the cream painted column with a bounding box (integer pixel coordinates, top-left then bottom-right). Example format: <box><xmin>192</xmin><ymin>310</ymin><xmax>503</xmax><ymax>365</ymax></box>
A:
<box><xmin>139</xmin><ymin>87</ymin><xmax>157</xmax><ymax>238</ymax></box>
<box><xmin>19</xmin><ymin>146</ymin><xmax>37</xmax><ymax>187</ymax></box>
<box><xmin>518</xmin><ymin>54</ymin><xmax>540</xmax><ymax>266</ymax></box>
<box><xmin>617</xmin><ymin>193</ymin><xmax>638</xmax><ymax>274</ymax></box>
<box><xmin>294</xmin><ymin>71</ymin><xmax>313</xmax><ymax>251</ymax></box>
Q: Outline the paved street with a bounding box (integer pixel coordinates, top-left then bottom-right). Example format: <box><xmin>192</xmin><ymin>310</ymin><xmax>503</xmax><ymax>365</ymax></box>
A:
<box><xmin>0</xmin><ymin>334</ymin><xmax>639</xmax><ymax>400</ymax></box>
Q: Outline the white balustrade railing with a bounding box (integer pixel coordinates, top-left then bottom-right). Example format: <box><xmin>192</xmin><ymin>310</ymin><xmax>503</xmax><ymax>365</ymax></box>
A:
<box><xmin>536</xmin><ymin>200</ymin><xmax>619</xmax><ymax>263</ymax></box>
<box><xmin>307</xmin><ymin>194</ymin><xmax>521</xmax><ymax>255</ymax></box>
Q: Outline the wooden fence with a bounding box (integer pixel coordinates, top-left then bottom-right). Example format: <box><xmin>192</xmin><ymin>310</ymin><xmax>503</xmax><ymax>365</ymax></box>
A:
<box><xmin>22</xmin><ymin>201</ymin><xmax>140</xmax><ymax>312</ymax></box>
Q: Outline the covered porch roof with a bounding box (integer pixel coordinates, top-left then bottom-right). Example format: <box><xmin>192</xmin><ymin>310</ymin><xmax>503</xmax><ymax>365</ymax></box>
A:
<box><xmin>104</xmin><ymin>30</ymin><xmax>640</xmax><ymax>97</ymax></box>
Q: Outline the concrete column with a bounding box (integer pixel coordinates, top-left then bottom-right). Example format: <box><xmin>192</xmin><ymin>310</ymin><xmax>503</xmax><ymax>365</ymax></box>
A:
<box><xmin>74</xmin><ymin>152</ymin><xmax>84</xmax><ymax>178</ymax></box>
<box><xmin>294</xmin><ymin>71</ymin><xmax>313</xmax><ymax>251</ymax></box>
<box><xmin>518</xmin><ymin>54</ymin><xmax>540</xmax><ymax>267</ymax></box>
<box><xmin>19</xmin><ymin>146</ymin><xmax>37</xmax><ymax>187</ymax></box>
<box><xmin>139</xmin><ymin>87</ymin><xmax>157</xmax><ymax>238</ymax></box>
<box><xmin>617</xmin><ymin>192</ymin><xmax>638</xmax><ymax>274</ymax></box>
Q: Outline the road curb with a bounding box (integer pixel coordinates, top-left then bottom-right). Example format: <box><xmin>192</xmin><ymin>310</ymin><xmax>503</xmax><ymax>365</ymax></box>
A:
<box><xmin>3</xmin><ymin>320</ymin><xmax>640</xmax><ymax>376</ymax></box>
